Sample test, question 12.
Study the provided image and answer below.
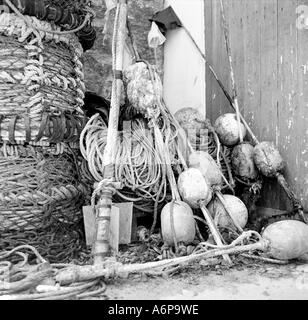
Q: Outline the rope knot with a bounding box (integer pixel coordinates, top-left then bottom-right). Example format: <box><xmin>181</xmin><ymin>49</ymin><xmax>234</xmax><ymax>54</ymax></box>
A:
<box><xmin>148</xmin><ymin>118</ymin><xmax>158</xmax><ymax>128</ymax></box>
<box><xmin>91</xmin><ymin>179</ymin><xmax>122</xmax><ymax>207</ymax></box>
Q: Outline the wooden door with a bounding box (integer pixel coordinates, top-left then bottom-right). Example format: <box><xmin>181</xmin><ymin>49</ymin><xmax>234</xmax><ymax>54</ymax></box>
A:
<box><xmin>204</xmin><ymin>0</ymin><xmax>308</xmax><ymax>211</ymax></box>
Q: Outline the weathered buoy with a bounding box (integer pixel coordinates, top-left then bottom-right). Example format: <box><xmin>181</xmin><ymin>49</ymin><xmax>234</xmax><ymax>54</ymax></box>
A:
<box><xmin>123</xmin><ymin>62</ymin><xmax>162</xmax><ymax>118</ymax></box>
<box><xmin>188</xmin><ymin>151</ymin><xmax>223</xmax><ymax>187</ymax></box>
<box><xmin>174</xmin><ymin>107</ymin><xmax>205</xmax><ymax>132</ymax></box>
<box><xmin>262</xmin><ymin>220</ymin><xmax>308</xmax><ymax>260</ymax></box>
<box><xmin>178</xmin><ymin>168</ymin><xmax>213</xmax><ymax>209</ymax></box>
<box><xmin>207</xmin><ymin>194</ymin><xmax>248</xmax><ymax>230</ymax></box>
<box><xmin>253</xmin><ymin>141</ymin><xmax>307</xmax><ymax>224</ymax></box>
<box><xmin>231</xmin><ymin>142</ymin><xmax>258</xmax><ymax>180</ymax></box>
<box><xmin>253</xmin><ymin>141</ymin><xmax>285</xmax><ymax>177</ymax></box>
<box><xmin>214</xmin><ymin>113</ymin><xmax>247</xmax><ymax>146</ymax></box>
<box><xmin>161</xmin><ymin>201</ymin><xmax>196</xmax><ymax>246</ymax></box>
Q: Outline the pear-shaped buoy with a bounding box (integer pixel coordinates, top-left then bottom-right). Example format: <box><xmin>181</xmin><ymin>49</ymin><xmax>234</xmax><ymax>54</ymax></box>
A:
<box><xmin>161</xmin><ymin>201</ymin><xmax>196</xmax><ymax>246</ymax></box>
<box><xmin>214</xmin><ymin>113</ymin><xmax>246</xmax><ymax>146</ymax></box>
<box><xmin>207</xmin><ymin>194</ymin><xmax>248</xmax><ymax>230</ymax></box>
<box><xmin>178</xmin><ymin>168</ymin><xmax>213</xmax><ymax>208</ymax></box>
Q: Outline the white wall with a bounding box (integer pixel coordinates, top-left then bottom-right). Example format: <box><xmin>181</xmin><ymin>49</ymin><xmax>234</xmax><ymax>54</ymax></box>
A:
<box><xmin>163</xmin><ymin>0</ymin><xmax>206</xmax><ymax>117</ymax></box>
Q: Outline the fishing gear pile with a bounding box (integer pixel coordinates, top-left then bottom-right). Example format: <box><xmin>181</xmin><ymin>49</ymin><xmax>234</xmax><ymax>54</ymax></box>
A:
<box><xmin>0</xmin><ymin>0</ymin><xmax>307</xmax><ymax>302</ymax></box>
<box><xmin>0</xmin><ymin>4</ymin><xmax>91</xmax><ymax>263</ymax></box>
<box><xmin>81</xmin><ymin>58</ymin><xmax>243</xmax><ymax>260</ymax></box>
<box><xmin>81</xmin><ymin>61</ymin><xmax>192</xmax><ymax>223</ymax></box>
<box><xmin>2</xmin><ymin>220</ymin><xmax>308</xmax><ymax>300</ymax></box>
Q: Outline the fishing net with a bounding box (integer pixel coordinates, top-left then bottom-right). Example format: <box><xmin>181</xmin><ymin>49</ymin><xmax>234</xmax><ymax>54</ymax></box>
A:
<box><xmin>47</xmin><ymin>0</ymin><xmax>90</xmax><ymax>10</ymax></box>
<box><xmin>0</xmin><ymin>142</ymin><xmax>80</xmax><ymax>157</ymax></box>
<box><xmin>0</xmin><ymin>221</ymin><xmax>90</xmax><ymax>264</ymax></box>
<box><xmin>0</xmin><ymin>12</ymin><xmax>85</xmax><ymax>145</ymax></box>
<box><xmin>0</xmin><ymin>148</ymin><xmax>88</xmax><ymax>233</ymax></box>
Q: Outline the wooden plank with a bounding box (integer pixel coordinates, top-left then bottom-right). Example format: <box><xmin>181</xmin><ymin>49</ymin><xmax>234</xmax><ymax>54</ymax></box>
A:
<box><xmin>276</xmin><ymin>0</ymin><xmax>300</xmax><ymax>211</ymax></box>
<box><xmin>227</xmin><ymin>0</ymin><xmax>245</xmax><ymax>118</ymax></box>
<box><xmin>259</xmin><ymin>0</ymin><xmax>278</xmax><ymax>142</ymax></box>
<box><xmin>205</xmin><ymin>0</ymin><xmax>231</xmax><ymax>123</ymax></box>
<box><xmin>240</xmin><ymin>0</ymin><xmax>262</xmax><ymax>139</ymax></box>
<box><xmin>257</xmin><ymin>0</ymin><xmax>282</xmax><ymax>210</ymax></box>
<box><xmin>114</xmin><ymin>202</ymin><xmax>133</xmax><ymax>244</ymax></box>
<box><xmin>109</xmin><ymin>206</ymin><xmax>120</xmax><ymax>253</ymax></box>
<box><xmin>204</xmin><ymin>0</ymin><xmax>213</xmax><ymax>119</ymax></box>
<box><xmin>297</xmin><ymin>2</ymin><xmax>308</xmax><ymax>211</ymax></box>
<box><xmin>83</xmin><ymin>206</ymin><xmax>96</xmax><ymax>246</ymax></box>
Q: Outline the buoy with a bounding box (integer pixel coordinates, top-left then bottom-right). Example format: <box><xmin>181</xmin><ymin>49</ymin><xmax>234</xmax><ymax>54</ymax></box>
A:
<box><xmin>262</xmin><ymin>220</ymin><xmax>308</xmax><ymax>260</ymax></box>
<box><xmin>174</xmin><ymin>107</ymin><xmax>205</xmax><ymax>132</ymax></box>
<box><xmin>214</xmin><ymin>113</ymin><xmax>246</xmax><ymax>146</ymax></box>
<box><xmin>207</xmin><ymin>194</ymin><xmax>248</xmax><ymax>230</ymax></box>
<box><xmin>161</xmin><ymin>201</ymin><xmax>196</xmax><ymax>246</ymax></box>
<box><xmin>231</xmin><ymin>142</ymin><xmax>258</xmax><ymax>180</ymax></box>
<box><xmin>253</xmin><ymin>141</ymin><xmax>285</xmax><ymax>177</ymax></box>
<box><xmin>188</xmin><ymin>151</ymin><xmax>223</xmax><ymax>187</ymax></box>
<box><xmin>178</xmin><ymin>168</ymin><xmax>213</xmax><ymax>208</ymax></box>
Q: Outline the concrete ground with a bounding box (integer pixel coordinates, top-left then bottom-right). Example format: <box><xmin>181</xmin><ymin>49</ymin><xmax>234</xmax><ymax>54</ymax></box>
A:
<box><xmin>105</xmin><ymin>261</ymin><xmax>308</xmax><ymax>300</ymax></box>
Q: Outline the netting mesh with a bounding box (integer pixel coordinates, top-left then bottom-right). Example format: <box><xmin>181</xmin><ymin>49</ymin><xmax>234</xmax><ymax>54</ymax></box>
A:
<box><xmin>0</xmin><ymin>149</ymin><xmax>87</xmax><ymax>232</ymax></box>
<box><xmin>0</xmin><ymin>220</ymin><xmax>91</xmax><ymax>264</ymax></box>
<box><xmin>0</xmin><ymin>12</ymin><xmax>85</xmax><ymax>144</ymax></box>
<box><xmin>47</xmin><ymin>0</ymin><xmax>90</xmax><ymax>10</ymax></box>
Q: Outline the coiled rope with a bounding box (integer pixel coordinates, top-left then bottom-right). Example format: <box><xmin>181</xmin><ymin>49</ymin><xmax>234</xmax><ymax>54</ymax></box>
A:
<box><xmin>0</xmin><ymin>245</ymin><xmax>106</xmax><ymax>300</ymax></box>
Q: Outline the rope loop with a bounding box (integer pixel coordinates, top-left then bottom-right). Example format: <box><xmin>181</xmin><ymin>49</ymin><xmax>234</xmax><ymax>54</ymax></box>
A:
<box><xmin>91</xmin><ymin>179</ymin><xmax>122</xmax><ymax>207</ymax></box>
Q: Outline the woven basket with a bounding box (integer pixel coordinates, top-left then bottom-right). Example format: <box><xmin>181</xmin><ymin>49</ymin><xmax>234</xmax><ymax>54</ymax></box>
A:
<box><xmin>0</xmin><ymin>0</ymin><xmax>96</xmax><ymax>51</ymax></box>
<box><xmin>0</xmin><ymin>149</ymin><xmax>87</xmax><ymax>232</ymax></box>
<box><xmin>47</xmin><ymin>0</ymin><xmax>89</xmax><ymax>10</ymax></box>
<box><xmin>0</xmin><ymin>142</ymin><xmax>80</xmax><ymax>157</ymax></box>
<box><xmin>0</xmin><ymin>12</ymin><xmax>85</xmax><ymax>145</ymax></box>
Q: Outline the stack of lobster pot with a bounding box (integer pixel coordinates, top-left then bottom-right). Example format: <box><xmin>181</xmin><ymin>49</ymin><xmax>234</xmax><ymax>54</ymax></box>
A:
<box><xmin>0</xmin><ymin>1</ymin><xmax>95</xmax><ymax>239</ymax></box>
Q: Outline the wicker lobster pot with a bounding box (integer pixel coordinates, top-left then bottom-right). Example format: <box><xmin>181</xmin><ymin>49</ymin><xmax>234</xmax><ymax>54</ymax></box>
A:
<box><xmin>0</xmin><ymin>148</ymin><xmax>87</xmax><ymax>232</ymax></box>
<box><xmin>0</xmin><ymin>12</ymin><xmax>85</xmax><ymax>145</ymax></box>
<box><xmin>47</xmin><ymin>0</ymin><xmax>89</xmax><ymax>9</ymax></box>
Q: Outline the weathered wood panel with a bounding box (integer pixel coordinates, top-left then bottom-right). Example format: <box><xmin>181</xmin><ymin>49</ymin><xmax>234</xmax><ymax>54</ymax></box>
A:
<box><xmin>204</xmin><ymin>0</ymin><xmax>231</xmax><ymax>122</ymax></box>
<box><xmin>204</xmin><ymin>0</ymin><xmax>308</xmax><ymax>211</ymax></box>
<box><xmin>298</xmin><ymin>3</ymin><xmax>308</xmax><ymax>207</ymax></box>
